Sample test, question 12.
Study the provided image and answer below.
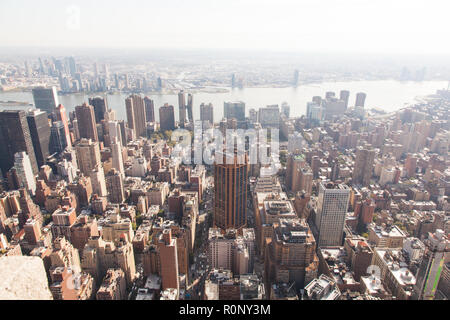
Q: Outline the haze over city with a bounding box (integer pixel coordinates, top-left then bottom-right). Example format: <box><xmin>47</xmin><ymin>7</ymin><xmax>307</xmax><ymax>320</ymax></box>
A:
<box><xmin>1</xmin><ymin>0</ymin><xmax>450</xmax><ymax>54</ymax></box>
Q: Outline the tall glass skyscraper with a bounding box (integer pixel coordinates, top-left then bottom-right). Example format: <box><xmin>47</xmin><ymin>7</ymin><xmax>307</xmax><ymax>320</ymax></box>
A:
<box><xmin>224</xmin><ymin>101</ymin><xmax>246</xmax><ymax>122</ymax></box>
<box><xmin>0</xmin><ymin>110</ymin><xmax>38</xmax><ymax>176</ymax></box>
<box><xmin>27</xmin><ymin>109</ymin><xmax>51</xmax><ymax>168</ymax></box>
<box><xmin>31</xmin><ymin>86</ymin><xmax>59</xmax><ymax>114</ymax></box>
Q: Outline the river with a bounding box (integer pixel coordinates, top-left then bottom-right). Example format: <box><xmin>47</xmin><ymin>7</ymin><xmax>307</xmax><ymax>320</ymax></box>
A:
<box><xmin>0</xmin><ymin>80</ymin><xmax>447</xmax><ymax>122</ymax></box>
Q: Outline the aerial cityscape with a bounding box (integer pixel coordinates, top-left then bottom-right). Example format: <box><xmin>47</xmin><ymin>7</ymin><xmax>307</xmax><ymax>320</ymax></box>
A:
<box><xmin>0</xmin><ymin>0</ymin><xmax>449</xmax><ymax>307</ymax></box>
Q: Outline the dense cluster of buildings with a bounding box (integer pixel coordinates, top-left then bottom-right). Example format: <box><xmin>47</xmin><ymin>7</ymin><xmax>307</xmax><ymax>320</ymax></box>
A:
<box><xmin>0</xmin><ymin>84</ymin><xmax>449</xmax><ymax>301</ymax></box>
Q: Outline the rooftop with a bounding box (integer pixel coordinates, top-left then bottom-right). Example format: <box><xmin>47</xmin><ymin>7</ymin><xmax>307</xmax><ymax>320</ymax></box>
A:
<box><xmin>370</xmin><ymin>224</ymin><xmax>406</xmax><ymax>239</ymax></box>
<box><xmin>145</xmin><ymin>274</ymin><xmax>161</xmax><ymax>291</ymax></box>
<box><xmin>360</xmin><ymin>275</ymin><xmax>387</xmax><ymax>296</ymax></box>
<box><xmin>304</xmin><ymin>275</ymin><xmax>341</xmax><ymax>300</ymax></box>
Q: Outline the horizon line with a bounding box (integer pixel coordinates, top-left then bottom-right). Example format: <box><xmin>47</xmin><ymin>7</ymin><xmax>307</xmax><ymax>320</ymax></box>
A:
<box><xmin>1</xmin><ymin>46</ymin><xmax>450</xmax><ymax>58</ymax></box>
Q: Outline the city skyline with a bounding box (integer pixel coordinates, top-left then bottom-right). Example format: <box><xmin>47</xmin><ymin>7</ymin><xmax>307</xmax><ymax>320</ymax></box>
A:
<box><xmin>0</xmin><ymin>0</ymin><xmax>449</xmax><ymax>307</ymax></box>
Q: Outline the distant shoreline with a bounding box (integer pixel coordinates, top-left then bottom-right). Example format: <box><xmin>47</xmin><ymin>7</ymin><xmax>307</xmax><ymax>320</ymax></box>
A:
<box><xmin>1</xmin><ymin>80</ymin><xmax>446</xmax><ymax>122</ymax></box>
<box><xmin>1</xmin><ymin>78</ymin><xmax>447</xmax><ymax>96</ymax></box>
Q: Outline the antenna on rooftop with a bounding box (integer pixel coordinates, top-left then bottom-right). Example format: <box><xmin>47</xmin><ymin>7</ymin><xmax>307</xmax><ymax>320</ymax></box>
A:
<box><xmin>288</xmin><ymin>282</ymin><xmax>295</xmax><ymax>292</ymax></box>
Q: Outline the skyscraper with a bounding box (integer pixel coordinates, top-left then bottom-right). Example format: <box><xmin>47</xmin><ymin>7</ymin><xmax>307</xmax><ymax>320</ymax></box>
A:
<box><xmin>258</xmin><ymin>105</ymin><xmax>280</xmax><ymax>128</ymax></box>
<box><xmin>315</xmin><ymin>182</ymin><xmax>350</xmax><ymax>247</ymax></box>
<box><xmin>159</xmin><ymin>104</ymin><xmax>176</xmax><ymax>132</ymax></box>
<box><xmin>12</xmin><ymin>152</ymin><xmax>37</xmax><ymax>195</ymax></box>
<box><xmin>326</xmin><ymin>91</ymin><xmax>336</xmax><ymax>99</ymax></box>
<box><xmin>157</xmin><ymin>77</ymin><xmax>163</xmax><ymax>91</ymax></box>
<box><xmin>50</xmin><ymin>121</ymin><xmax>68</xmax><ymax>154</ymax></box>
<box><xmin>111</xmin><ymin>140</ymin><xmax>125</xmax><ymax>177</ymax></box>
<box><xmin>306</xmin><ymin>102</ymin><xmax>322</xmax><ymax>122</ymax></box>
<box><xmin>281</xmin><ymin>102</ymin><xmax>290</xmax><ymax>118</ymax></box>
<box><xmin>265</xmin><ymin>218</ymin><xmax>317</xmax><ymax>289</ymax></box>
<box><xmin>106</xmin><ymin>169</ymin><xmax>125</xmax><ymax>204</ymax></box>
<box><xmin>208</xmin><ymin>228</ymin><xmax>255</xmax><ymax>275</ymax></box>
<box><xmin>32</xmin><ymin>86</ymin><xmax>59</xmax><ymax>115</ymax></box>
<box><xmin>414</xmin><ymin>229</ymin><xmax>449</xmax><ymax>300</ymax></box>
<box><xmin>322</xmin><ymin>97</ymin><xmax>347</xmax><ymax>120</ymax></box>
<box><xmin>104</xmin><ymin>108</ymin><xmax>116</xmax><ymax>122</ymax></box>
<box><xmin>178</xmin><ymin>90</ymin><xmax>187</xmax><ymax>127</ymax></box>
<box><xmin>90</xmin><ymin>166</ymin><xmax>107</xmax><ymax>197</ymax></box>
<box><xmin>75</xmin><ymin>103</ymin><xmax>99</xmax><ymax>142</ymax></box>
<box><xmin>75</xmin><ymin>139</ymin><xmax>101</xmax><ymax>176</ymax></box>
<box><xmin>118</xmin><ymin>120</ymin><xmax>127</xmax><ymax>144</ymax></box>
<box><xmin>187</xmin><ymin>93</ymin><xmax>194</xmax><ymax>123</ymax></box>
<box><xmin>27</xmin><ymin>109</ymin><xmax>51</xmax><ymax>168</ymax></box>
<box><xmin>75</xmin><ymin>73</ymin><xmax>83</xmax><ymax>92</ymax></box>
<box><xmin>0</xmin><ymin>110</ymin><xmax>38</xmax><ymax>175</ymax></box>
<box><xmin>340</xmin><ymin>90</ymin><xmax>350</xmax><ymax>109</ymax></box>
<box><xmin>108</xmin><ymin>121</ymin><xmax>123</xmax><ymax>147</ymax></box>
<box><xmin>352</xmin><ymin>145</ymin><xmax>376</xmax><ymax>186</ymax></box>
<box><xmin>144</xmin><ymin>97</ymin><xmax>155</xmax><ymax>123</ymax></box>
<box><xmin>214</xmin><ymin>150</ymin><xmax>249</xmax><ymax>230</ymax></box>
<box><xmin>125</xmin><ymin>95</ymin><xmax>147</xmax><ymax>138</ymax></box>
<box><xmin>158</xmin><ymin>229</ymin><xmax>179</xmax><ymax>291</ymax></box>
<box><xmin>68</xmin><ymin>56</ymin><xmax>77</xmax><ymax>76</ymax></box>
<box><xmin>24</xmin><ymin>219</ymin><xmax>41</xmax><ymax>245</ymax></box>
<box><xmin>224</xmin><ymin>101</ymin><xmax>246</xmax><ymax>122</ymax></box>
<box><xmin>55</xmin><ymin>104</ymin><xmax>72</xmax><ymax>149</ymax></box>
<box><xmin>355</xmin><ymin>92</ymin><xmax>367</xmax><ymax>107</ymax></box>
<box><xmin>200</xmin><ymin>103</ymin><xmax>214</xmax><ymax>125</ymax></box>
<box><xmin>89</xmin><ymin>97</ymin><xmax>108</xmax><ymax>124</ymax></box>
<box><xmin>18</xmin><ymin>188</ymin><xmax>43</xmax><ymax>228</ymax></box>
<box><xmin>286</xmin><ymin>153</ymin><xmax>313</xmax><ymax>194</ymax></box>
<box><xmin>405</xmin><ymin>154</ymin><xmax>418</xmax><ymax>178</ymax></box>
<box><xmin>51</xmin><ymin>207</ymin><xmax>77</xmax><ymax>242</ymax></box>
<box><xmin>124</xmin><ymin>73</ymin><xmax>130</xmax><ymax>89</ymax></box>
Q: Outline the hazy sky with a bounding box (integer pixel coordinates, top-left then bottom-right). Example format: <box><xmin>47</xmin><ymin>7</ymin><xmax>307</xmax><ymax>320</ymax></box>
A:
<box><xmin>1</xmin><ymin>0</ymin><xmax>449</xmax><ymax>54</ymax></box>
